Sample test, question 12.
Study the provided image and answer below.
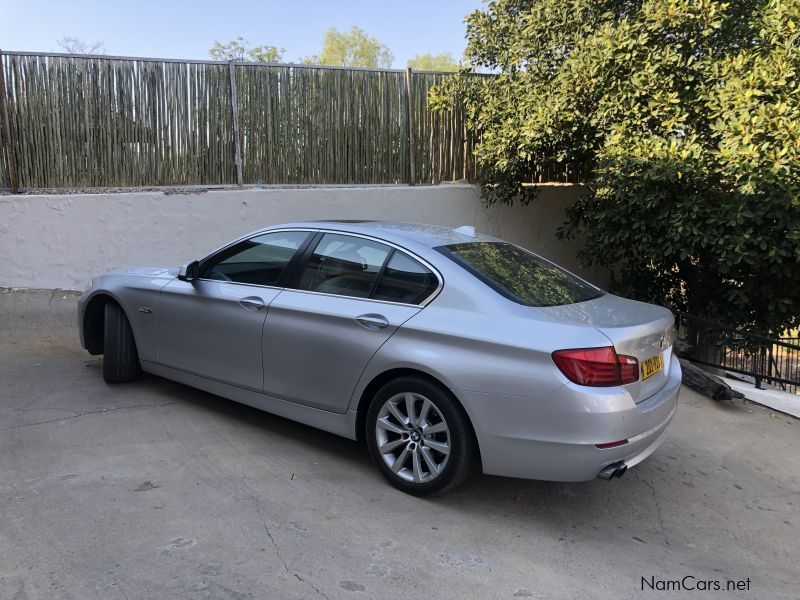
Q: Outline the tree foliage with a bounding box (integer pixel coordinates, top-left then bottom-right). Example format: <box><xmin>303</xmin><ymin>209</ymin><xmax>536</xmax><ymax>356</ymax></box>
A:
<box><xmin>57</xmin><ymin>36</ymin><xmax>106</xmax><ymax>55</ymax></box>
<box><xmin>303</xmin><ymin>26</ymin><xmax>393</xmax><ymax>68</ymax></box>
<box><xmin>408</xmin><ymin>52</ymin><xmax>460</xmax><ymax>72</ymax></box>
<box><xmin>432</xmin><ymin>0</ymin><xmax>800</xmax><ymax>334</ymax></box>
<box><xmin>209</xmin><ymin>37</ymin><xmax>285</xmax><ymax>62</ymax></box>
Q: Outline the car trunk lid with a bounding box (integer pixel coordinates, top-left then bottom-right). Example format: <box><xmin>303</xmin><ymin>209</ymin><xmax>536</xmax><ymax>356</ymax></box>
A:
<box><xmin>528</xmin><ymin>294</ymin><xmax>675</xmax><ymax>402</ymax></box>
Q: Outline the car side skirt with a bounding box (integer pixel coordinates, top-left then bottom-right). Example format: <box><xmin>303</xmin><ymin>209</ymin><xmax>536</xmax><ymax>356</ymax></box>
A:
<box><xmin>141</xmin><ymin>361</ymin><xmax>358</xmax><ymax>440</ymax></box>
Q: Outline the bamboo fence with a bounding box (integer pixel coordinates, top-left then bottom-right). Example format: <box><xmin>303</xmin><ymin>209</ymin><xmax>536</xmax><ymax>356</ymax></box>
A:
<box><xmin>0</xmin><ymin>50</ymin><xmax>587</xmax><ymax>191</ymax></box>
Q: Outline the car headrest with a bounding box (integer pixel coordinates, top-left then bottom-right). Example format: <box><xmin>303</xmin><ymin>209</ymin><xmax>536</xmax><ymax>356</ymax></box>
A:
<box><xmin>320</xmin><ymin>250</ymin><xmax>366</xmax><ymax>277</ymax></box>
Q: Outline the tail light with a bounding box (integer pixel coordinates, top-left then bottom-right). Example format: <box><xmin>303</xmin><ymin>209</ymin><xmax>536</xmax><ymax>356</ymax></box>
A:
<box><xmin>552</xmin><ymin>346</ymin><xmax>639</xmax><ymax>387</ymax></box>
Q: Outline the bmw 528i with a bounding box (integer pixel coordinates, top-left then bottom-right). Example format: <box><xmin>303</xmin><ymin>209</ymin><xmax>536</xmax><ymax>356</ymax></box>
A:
<box><xmin>79</xmin><ymin>221</ymin><xmax>680</xmax><ymax>495</ymax></box>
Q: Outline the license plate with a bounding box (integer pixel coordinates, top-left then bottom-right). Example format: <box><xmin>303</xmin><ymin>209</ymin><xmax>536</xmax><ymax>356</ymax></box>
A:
<box><xmin>641</xmin><ymin>354</ymin><xmax>664</xmax><ymax>381</ymax></box>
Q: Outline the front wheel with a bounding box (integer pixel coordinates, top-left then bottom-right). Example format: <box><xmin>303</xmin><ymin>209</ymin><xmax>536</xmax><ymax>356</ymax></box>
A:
<box><xmin>103</xmin><ymin>302</ymin><xmax>141</xmax><ymax>383</ymax></box>
<box><xmin>366</xmin><ymin>377</ymin><xmax>477</xmax><ymax>496</ymax></box>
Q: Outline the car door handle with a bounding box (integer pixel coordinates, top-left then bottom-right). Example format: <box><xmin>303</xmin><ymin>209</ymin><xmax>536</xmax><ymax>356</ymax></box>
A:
<box><xmin>239</xmin><ymin>296</ymin><xmax>266</xmax><ymax>311</ymax></box>
<box><xmin>355</xmin><ymin>314</ymin><xmax>390</xmax><ymax>330</ymax></box>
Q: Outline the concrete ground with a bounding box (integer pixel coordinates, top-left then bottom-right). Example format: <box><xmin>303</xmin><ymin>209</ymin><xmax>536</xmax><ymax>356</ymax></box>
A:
<box><xmin>1</xmin><ymin>290</ymin><xmax>798</xmax><ymax>600</ymax></box>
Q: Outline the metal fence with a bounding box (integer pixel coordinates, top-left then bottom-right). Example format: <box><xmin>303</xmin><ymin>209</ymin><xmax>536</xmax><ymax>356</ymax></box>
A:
<box><xmin>0</xmin><ymin>51</ymin><xmax>486</xmax><ymax>190</ymax></box>
<box><xmin>675</xmin><ymin>311</ymin><xmax>800</xmax><ymax>395</ymax></box>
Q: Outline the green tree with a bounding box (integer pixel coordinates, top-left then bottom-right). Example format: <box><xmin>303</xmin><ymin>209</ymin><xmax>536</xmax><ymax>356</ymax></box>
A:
<box><xmin>432</xmin><ymin>0</ymin><xmax>800</xmax><ymax>335</ymax></box>
<box><xmin>303</xmin><ymin>26</ymin><xmax>393</xmax><ymax>68</ymax></box>
<box><xmin>408</xmin><ymin>52</ymin><xmax>460</xmax><ymax>72</ymax></box>
<box><xmin>209</xmin><ymin>37</ymin><xmax>285</xmax><ymax>62</ymax></box>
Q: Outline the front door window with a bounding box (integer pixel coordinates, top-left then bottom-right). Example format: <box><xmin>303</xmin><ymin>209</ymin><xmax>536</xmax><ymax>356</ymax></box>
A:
<box><xmin>200</xmin><ymin>231</ymin><xmax>310</xmax><ymax>286</ymax></box>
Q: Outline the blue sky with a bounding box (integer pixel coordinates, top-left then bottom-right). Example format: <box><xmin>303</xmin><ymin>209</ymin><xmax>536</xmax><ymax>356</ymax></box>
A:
<box><xmin>1</xmin><ymin>0</ymin><xmax>484</xmax><ymax>67</ymax></box>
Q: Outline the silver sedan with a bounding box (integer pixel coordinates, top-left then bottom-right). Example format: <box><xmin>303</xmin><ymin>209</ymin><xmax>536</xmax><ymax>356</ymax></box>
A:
<box><xmin>78</xmin><ymin>221</ymin><xmax>680</xmax><ymax>495</ymax></box>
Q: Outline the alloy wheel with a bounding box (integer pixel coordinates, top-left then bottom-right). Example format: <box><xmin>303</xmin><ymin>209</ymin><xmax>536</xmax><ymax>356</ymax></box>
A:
<box><xmin>374</xmin><ymin>392</ymin><xmax>451</xmax><ymax>483</ymax></box>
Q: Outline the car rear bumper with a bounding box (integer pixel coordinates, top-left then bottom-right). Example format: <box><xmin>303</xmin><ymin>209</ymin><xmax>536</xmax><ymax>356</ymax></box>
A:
<box><xmin>458</xmin><ymin>357</ymin><xmax>681</xmax><ymax>481</ymax></box>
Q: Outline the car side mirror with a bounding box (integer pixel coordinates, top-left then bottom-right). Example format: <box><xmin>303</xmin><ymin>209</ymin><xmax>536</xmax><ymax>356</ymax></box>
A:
<box><xmin>177</xmin><ymin>260</ymin><xmax>199</xmax><ymax>282</ymax></box>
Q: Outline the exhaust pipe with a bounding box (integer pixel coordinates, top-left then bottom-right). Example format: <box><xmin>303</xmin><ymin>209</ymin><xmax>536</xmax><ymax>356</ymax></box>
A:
<box><xmin>598</xmin><ymin>461</ymin><xmax>628</xmax><ymax>480</ymax></box>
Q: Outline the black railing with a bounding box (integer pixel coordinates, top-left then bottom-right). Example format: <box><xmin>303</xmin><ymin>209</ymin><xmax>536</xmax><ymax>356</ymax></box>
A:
<box><xmin>675</xmin><ymin>311</ymin><xmax>800</xmax><ymax>395</ymax></box>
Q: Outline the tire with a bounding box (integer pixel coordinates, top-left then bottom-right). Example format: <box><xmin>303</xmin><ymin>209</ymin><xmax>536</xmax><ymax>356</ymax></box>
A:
<box><xmin>103</xmin><ymin>302</ymin><xmax>141</xmax><ymax>384</ymax></box>
<box><xmin>366</xmin><ymin>376</ymin><xmax>477</xmax><ymax>496</ymax></box>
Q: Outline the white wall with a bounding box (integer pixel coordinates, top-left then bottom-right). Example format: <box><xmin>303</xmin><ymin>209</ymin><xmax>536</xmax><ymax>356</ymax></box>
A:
<box><xmin>0</xmin><ymin>183</ymin><xmax>604</xmax><ymax>290</ymax></box>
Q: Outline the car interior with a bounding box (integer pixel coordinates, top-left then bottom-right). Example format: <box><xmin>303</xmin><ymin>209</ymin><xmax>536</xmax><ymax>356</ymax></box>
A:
<box><xmin>300</xmin><ymin>248</ymin><xmax>375</xmax><ymax>298</ymax></box>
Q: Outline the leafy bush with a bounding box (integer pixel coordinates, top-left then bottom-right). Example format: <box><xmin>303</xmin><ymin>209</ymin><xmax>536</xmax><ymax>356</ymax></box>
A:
<box><xmin>432</xmin><ymin>0</ymin><xmax>800</xmax><ymax>335</ymax></box>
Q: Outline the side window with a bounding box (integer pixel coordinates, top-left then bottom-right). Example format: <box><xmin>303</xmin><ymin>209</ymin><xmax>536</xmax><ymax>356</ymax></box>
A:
<box><xmin>297</xmin><ymin>233</ymin><xmax>391</xmax><ymax>298</ymax></box>
<box><xmin>200</xmin><ymin>231</ymin><xmax>310</xmax><ymax>286</ymax></box>
<box><xmin>373</xmin><ymin>251</ymin><xmax>438</xmax><ymax>305</ymax></box>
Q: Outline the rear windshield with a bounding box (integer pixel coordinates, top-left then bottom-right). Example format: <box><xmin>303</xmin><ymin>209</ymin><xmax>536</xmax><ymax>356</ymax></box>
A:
<box><xmin>436</xmin><ymin>242</ymin><xmax>603</xmax><ymax>307</ymax></box>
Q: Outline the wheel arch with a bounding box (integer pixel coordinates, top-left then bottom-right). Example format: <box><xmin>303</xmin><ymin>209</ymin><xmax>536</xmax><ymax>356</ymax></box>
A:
<box><xmin>353</xmin><ymin>367</ymin><xmax>482</xmax><ymax>468</ymax></box>
<box><xmin>82</xmin><ymin>292</ymin><xmax>126</xmax><ymax>355</ymax></box>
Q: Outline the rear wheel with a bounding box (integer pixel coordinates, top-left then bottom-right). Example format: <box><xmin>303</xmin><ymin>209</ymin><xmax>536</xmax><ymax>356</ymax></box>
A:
<box><xmin>366</xmin><ymin>377</ymin><xmax>476</xmax><ymax>496</ymax></box>
<box><xmin>103</xmin><ymin>302</ymin><xmax>140</xmax><ymax>383</ymax></box>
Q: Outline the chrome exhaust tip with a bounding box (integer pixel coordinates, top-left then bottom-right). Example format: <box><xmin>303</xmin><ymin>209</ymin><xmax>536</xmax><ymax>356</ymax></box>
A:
<box><xmin>598</xmin><ymin>461</ymin><xmax>628</xmax><ymax>480</ymax></box>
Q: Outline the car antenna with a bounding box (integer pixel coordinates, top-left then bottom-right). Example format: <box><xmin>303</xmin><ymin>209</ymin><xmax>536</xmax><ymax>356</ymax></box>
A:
<box><xmin>453</xmin><ymin>225</ymin><xmax>476</xmax><ymax>237</ymax></box>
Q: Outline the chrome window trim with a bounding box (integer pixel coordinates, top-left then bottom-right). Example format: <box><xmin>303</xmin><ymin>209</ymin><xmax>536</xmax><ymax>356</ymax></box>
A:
<box><xmin>275</xmin><ymin>287</ymin><xmax>424</xmax><ymax>309</ymax></box>
<box><xmin>192</xmin><ymin>227</ymin><xmax>444</xmax><ymax>308</ymax></box>
<box><xmin>192</xmin><ymin>279</ymin><xmax>285</xmax><ymax>292</ymax></box>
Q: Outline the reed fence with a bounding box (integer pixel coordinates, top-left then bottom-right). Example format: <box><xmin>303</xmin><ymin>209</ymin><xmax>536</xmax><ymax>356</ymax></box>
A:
<box><xmin>0</xmin><ymin>50</ymin><xmax>497</xmax><ymax>191</ymax></box>
<box><xmin>0</xmin><ymin>51</ymin><xmax>592</xmax><ymax>191</ymax></box>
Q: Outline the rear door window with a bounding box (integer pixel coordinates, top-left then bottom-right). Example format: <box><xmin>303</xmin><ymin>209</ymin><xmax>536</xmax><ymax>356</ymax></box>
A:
<box><xmin>297</xmin><ymin>233</ymin><xmax>391</xmax><ymax>298</ymax></box>
<box><xmin>372</xmin><ymin>252</ymin><xmax>438</xmax><ymax>305</ymax></box>
<box><xmin>436</xmin><ymin>242</ymin><xmax>603</xmax><ymax>306</ymax></box>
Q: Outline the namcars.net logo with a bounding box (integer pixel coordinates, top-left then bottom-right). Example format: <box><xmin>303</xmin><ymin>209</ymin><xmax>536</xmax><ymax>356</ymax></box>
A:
<box><xmin>642</xmin><ymin>576</ymin><xmax>752</xmax><ymax>592</ymax></box>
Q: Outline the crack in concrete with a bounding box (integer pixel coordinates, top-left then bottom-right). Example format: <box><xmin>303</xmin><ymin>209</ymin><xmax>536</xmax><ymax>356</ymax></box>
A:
<box><xmin>635</xmin><ymin>472</ymin><xmax>671</xmax><ymax>547</ymax></box>
<box><xmin>13</xmin><ymin>407</ymin><xmax>84</xmax><ymax>414</ymax></box>
<box><xmin>293</xmin><ymin>573</ymin><xmax>329</xmax><ymax>600</ymax></box>
<box><xmin>254</xmin><ymin>495</ymin><xmax>330</xmax><ymax>600</ymax></box>
<box><xmin>0</xmin><ymin>401</ymin><xmax>179</xmax><ymax>431</ymax></box>
<box><xmin>255</xmin><ymin>495</ymin><xmax>289</xmax><ymax>574</ymax></box>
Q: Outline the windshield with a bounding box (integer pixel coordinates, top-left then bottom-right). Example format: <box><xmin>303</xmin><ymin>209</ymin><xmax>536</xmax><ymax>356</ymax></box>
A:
<box><xmin>436</xmin><ymin>242</ymin><xmax>604</xmax><ymax>307</ymax></box>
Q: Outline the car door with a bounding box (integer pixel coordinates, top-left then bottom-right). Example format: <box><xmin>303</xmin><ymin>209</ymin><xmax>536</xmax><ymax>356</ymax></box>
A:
<box><xmin>262</xmin><ymin>232</ymin><xmax>440</xmax><ymax>413</ymax></box>
<box><xmin>157</xmin><ymin>230</ymin><xmax>313</xmax><ymax>391</ymax></box>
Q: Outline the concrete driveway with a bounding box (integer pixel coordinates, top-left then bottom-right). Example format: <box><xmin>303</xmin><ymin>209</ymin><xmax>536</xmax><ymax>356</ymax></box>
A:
<box><xmin>1</xmin><ymin>290</ymin><xmax>798</xmax><ymax>600</ymax></box>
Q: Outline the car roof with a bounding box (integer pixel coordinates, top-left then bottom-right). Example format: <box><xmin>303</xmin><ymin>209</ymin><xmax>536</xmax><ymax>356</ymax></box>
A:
<box><xmin>259</xmin><ymin>220</ymin><xmax>501</xmax><ymax>248</ymax></box>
